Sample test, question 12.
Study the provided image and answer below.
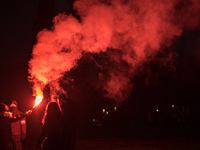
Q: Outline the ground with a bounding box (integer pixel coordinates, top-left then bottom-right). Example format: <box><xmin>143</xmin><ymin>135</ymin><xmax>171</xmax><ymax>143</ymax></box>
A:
<box><xmin>23</xmin><ymin>136</ymin><xmax>199</xmax><ymax>150</ymax></box>
<box><xmin>23</xmin><ymin>124</ymin><xmax>200</xmax><ymax>150</ymax></box>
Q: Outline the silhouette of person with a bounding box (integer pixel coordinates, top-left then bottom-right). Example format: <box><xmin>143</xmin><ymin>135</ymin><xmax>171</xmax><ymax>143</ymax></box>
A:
<box><xmin>9</xmin><ymin>100</ymin><xmax>27</xmax><ymax>150</ymax></box>
<box><xmin>59</xmin><ymin>94</ymin><xmax>78</xmax><ymax>150</ymax></box>
<box><xmin>35</xmin><ymin>102</ymin><xmax>64</xmax><ymax>150</ymax></box>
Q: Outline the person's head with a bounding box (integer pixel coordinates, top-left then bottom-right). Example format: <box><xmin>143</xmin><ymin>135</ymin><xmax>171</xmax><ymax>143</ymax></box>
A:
<box><xmin>42</xmin><ymin>101</ymin><xmax>62</xmax><ymax>125</ymax></box>
<box><xmin>46</xmin><ymin>102</ymin><xmax>61</xmax><ymax>116</ymax></box>
<box><xmin>58</xmin><ymin>93</ymin><xmax>67</xmax><ymax>104</ymax></box>
<box><xmin>59</xmin><ymin>93</ymin><xmax>73</xmax><ymax>105</ymax></box>
<box><xmin>9</xmin><ymin>100</ymin><xmax>17</xmax><ymax>111</ymax></box>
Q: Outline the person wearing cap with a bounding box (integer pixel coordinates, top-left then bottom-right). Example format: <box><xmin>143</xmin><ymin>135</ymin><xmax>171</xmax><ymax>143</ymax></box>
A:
<box><xmin>9</xmin><ymin>100</ymin><xmax>26</xmax><ymax>150</ymax></box>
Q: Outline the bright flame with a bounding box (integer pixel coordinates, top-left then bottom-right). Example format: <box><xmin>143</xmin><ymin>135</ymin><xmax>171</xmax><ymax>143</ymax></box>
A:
<box><xmin>33</xmin><ymin>95</ymin><xmax>43</xmax><ymax>108</ymax></box>
<box><xmin>33</xmin><ymin>88</ymin><xmax>43</xmax><ymax>108</ymax></box>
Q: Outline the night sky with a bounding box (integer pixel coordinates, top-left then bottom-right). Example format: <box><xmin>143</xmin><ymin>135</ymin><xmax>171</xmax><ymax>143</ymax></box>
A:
<box><xmin>0</xmin><ymin>0</ymin><xmax>74</xmax><ymax>109</ymax></box>
<box><xmin>0</xmin><ymin>0</ymin><xmax>200</xmax><ymax>113</ymax></box>
<box><xmin>0</xmin><ymin>1</ymin><xmax>38</xmax><ymax>109</ymax></box>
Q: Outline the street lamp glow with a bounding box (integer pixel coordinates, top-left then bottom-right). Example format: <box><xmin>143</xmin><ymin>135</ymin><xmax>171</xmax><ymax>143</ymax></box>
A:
<box><xmin>114</xmin><ymin>107</ymin><xmax>117</xmax><ymax>111</ymax></box>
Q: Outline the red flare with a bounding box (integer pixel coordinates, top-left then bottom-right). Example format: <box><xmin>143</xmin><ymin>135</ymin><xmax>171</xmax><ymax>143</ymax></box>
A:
<box><xmin>33</xmin><ymin>88</ymin><xmax>43</xmax><ymax>108</ymax></box>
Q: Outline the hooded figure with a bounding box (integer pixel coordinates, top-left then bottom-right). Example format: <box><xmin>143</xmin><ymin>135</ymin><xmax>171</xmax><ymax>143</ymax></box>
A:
<box><xmin>36</xmin><ymin>102</ymin><xmax>64</xmax><ymax>150</ymax></box>
<box><xmin>9</xmin><ymin>100</ymin><xmax>26</xmax><ymax>150</ymax></box>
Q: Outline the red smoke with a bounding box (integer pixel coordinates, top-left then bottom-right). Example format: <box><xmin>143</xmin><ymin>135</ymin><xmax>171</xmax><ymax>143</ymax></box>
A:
<box><xmin>28</xmin><ymin>0</ymin><xmax>200</xmax><ymax>102</ymax></box>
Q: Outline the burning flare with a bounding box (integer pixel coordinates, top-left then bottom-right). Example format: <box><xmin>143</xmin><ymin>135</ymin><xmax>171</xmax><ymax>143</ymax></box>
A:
<box><xmin>33</xmin><ymin>88</ymin><xmax>43</xmax><ymax>108</ymax></box>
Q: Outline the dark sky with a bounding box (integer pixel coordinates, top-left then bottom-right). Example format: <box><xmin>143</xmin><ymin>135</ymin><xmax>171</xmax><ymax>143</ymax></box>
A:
<box><xmin>0</xmin><ymin>0</ymin><xmax>199</xmax><ymax>111</ymax></box>
<box><xmin>0</xmin><ymin>0</ymin><xmax>76</xmax><ymax>110</ymax></box>
<box><xmin>0</xmin><ymin>1</ymin><xmax>39</xmax><ymax>109</ymax></box>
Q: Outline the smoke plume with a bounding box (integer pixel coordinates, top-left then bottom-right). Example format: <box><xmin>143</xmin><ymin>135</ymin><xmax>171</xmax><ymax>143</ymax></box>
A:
<box><xmin>28</xmin><ymin>0</ymin><xmax>200</xmax><ymax>102</ymax></box>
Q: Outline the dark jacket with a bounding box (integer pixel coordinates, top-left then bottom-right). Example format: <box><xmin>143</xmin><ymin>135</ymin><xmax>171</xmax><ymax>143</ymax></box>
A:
<box><xmin>36</xmin><ymin>102</ymin><xmax>64</xmax><ymax>150</ymax></box>
<box><xmin>61</xmin><ymin>98</ymin><xmax>77</xmax><ymax>132</ymax></box>
<box><xmin>36</xmin><ymin>120</ymin><xmax>64</xmax><ymax>150</ymax></box>
<box><xmin>10</xmin><ymin>108</ymin><xmax>26</xmax><ymax>136</ymax></box>
<box><xmin>60</xmin><ymin>97</ymin><xmax>78</xmax><ymax>150</ymax></box>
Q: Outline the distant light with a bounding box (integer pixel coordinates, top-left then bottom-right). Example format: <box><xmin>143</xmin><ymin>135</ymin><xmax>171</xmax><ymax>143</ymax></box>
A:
<box><xmin>156</xmin><ymin>107</ymin><xmax>159</xmax><ymax>112</ymax></box>
<box><xmin>172</xmin><ymin>105</ymin><xmax>174</xmax><ymax>108</ymax></box>
<box><xmin>114</xmin><ymin>107</ymin><xmax>117</xmax><ymax>111</ymax></box>
<box><xmin>103</xmin><ymin>109</ymin><xmax>105</xmax><ymax>113</ymax></box>
<box><xmin>93</xmin><ymin>119</ymin><xmax>95</xmax><ymax>122</ymax></box>
<box><xmin>106</xmin><ymin>111</ymin><xmax>109</xmax><ymax>115</ymax></box>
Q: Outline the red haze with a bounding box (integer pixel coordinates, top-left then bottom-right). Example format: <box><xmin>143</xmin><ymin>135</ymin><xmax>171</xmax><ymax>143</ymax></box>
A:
<box><xmin>28</xmin><ymin>0</ymin><xmax>200</xmax><ymax>102</ymax></box>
